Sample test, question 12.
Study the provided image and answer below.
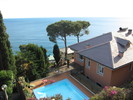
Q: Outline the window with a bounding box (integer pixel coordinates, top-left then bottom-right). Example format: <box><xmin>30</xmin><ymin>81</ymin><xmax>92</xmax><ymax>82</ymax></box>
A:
<box><xmin>80</xmin><ymin>55</ymin><xmax>83</xmax><ymax>60</ymax></box>
<box><xmin>78</xmin><ymin>54</ymin><xmax>84</xmax><ymax>62</ymax></box>
<box><xmin>86</xmin><ymin>59</ymin><xmax>90</xmax><ymax>69</ymax></box>
<box><xmin>129</xmin><ymin>63</ymin><xmax>133</xmax><ymax>71</ymax></box>
<box><xmin>97</xmin><ymin>64</ymin><xmax>104</xmax><ymax>76</ymax></box>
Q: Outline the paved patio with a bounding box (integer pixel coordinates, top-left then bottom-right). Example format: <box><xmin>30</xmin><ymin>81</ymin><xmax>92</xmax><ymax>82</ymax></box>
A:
<box><xmin>30</xmin><ymin>71</ymin><xmax>93</xmax><ymax>98</ymax></box>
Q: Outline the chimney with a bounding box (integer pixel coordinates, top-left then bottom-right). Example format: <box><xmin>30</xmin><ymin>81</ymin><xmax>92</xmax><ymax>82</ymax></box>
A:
<box><xmin>126</xmin><ymin>41</ymin><xmax>130</xmax><ymax>48</ymax></box>
<box><xmin>119</xmin><ymin>27</ymin><xmax>123</xmax><ymax>31</ymax></box>
<box><xmin>118</xmin><ymin>27</ymin><xmax>128</xmax><ymax>32</ymax></box>
<box><xmin>128</xmin><ymin>29</ymin><xmax>132</xmax><ymax>34</ymax></box>
<box><xmin>119</xmin><ymin>51</ymin><xmax>124</xmax><ymax>57</ymax></box>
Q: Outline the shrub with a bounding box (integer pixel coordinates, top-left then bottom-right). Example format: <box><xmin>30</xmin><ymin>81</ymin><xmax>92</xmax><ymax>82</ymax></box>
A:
<box><xmin>91</xmin><ymin>86</ymin><xmax>127</xmax><ymax>100</ymax></box>
<box><xmin>126</xmin><ymin>81</ymin><xmax>133</xmax><ymax>100</ymax></box>
<box><xmin>39</xmin><ymin>94</ymin><xmax>71</xmax><ymax>100</ymax></box>
<box><xmin>16</xmin><ymin>44</ymin><xmax>49</xmax><ymax>81</ymax></box>
<box><xmin>0</xmin><ymin>70</ymin><xmax>14</xmax><ymax>98</ymax></box>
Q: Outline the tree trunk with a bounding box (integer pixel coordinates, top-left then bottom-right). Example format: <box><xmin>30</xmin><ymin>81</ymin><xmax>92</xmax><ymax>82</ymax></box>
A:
<box><xmin>64</xmin><ymin>35</ymin><xmax>67</xmax><ymax>59</ymax></box>
<box><xmin>77</xmin><ymin>35</ymin><xmax>80</xmax><ymax>43</ymax></box>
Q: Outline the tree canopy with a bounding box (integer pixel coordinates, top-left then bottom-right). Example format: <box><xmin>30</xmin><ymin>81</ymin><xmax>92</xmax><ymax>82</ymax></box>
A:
<box><xmin>0</xmin><ymin>11</ymin><xmax>16</xmax><ymax>73</ymax></box>
<box><xmin>46</xmin><ymin>20</ymin><xmax>74</xmax><ymax>59</ymax></box>
<box><xmin>73</xmin><ymin>21</ymin><xmax>90</xmax><ymax>43</ymax></box>
<box><xmin>15</xmin><ymin>44</ymin><xmax>49</xmax><ymax>81</ymax></box>
<box><xmin>46</xmin><ymin>20</ymin><xmax>90</xmax><ymax>59</ymax></box>
<box><xmin>53</xmin><ymin>44</ymin><xmax>60</xmax><ymax>65</ymax></box>
<box><xmin>47</xmin><ymin>20</ymin><xmax>74</xmax><ymax>43</ymax></box>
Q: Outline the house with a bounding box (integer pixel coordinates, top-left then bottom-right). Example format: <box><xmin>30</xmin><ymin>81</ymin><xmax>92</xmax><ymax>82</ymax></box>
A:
<box><xmin>69</xmin><ymin>28</ymin><xmax>133</xmax><ymax>87</ymax></box>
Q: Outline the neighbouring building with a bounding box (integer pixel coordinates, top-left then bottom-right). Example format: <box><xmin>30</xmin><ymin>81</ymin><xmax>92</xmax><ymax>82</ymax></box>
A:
<box><xmin>69</xmin><ymin>28</ymin><xmax>133</xmax><ymax>87</ymax></box>
<box><xmin>60</xmin><ymin>47</ymin><xmax>74</xmax><ymax>59</ymax></box>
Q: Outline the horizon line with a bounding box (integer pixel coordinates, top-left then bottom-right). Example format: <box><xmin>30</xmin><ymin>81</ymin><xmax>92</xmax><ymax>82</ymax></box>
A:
<box><xmin>3</xmin><ymin>16</ymin><xmax>131</xmax><ymax>19</ymax></box>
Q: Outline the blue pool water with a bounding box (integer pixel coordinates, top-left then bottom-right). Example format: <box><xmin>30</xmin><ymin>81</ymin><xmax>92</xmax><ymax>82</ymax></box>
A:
<box><xmin>33</xmin><ymin>79</ymin><xmax>89</xmax><ymax>100</ymax></box>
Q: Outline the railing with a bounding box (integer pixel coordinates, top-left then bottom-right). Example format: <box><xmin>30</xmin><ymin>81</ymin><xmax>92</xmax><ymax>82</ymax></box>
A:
<box><xmin>70</xmin><ymin>69</ymin><xmax>102</xmax><ymax>94</ymax></box>
<box><xmin>69</xmin><ymin>74</ymin><xmax>95</xmax><ymax>95</ymax></box>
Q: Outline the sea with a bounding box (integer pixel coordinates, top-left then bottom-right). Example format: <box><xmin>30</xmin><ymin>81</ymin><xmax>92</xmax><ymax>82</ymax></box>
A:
<box><xmin>3</xmin><ymin>17</ymin><xmax>133</xmax><ymax>55</ymax></box>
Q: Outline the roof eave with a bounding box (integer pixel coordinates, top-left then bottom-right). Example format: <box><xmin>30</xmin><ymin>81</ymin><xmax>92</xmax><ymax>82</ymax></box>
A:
<box><xmin>113</xmin><ymin>61</ymin><xmax>133</xmax><ymax>70</ymax></box>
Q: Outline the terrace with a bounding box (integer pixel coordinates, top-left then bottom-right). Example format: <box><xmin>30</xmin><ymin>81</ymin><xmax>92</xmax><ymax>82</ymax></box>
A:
<box><xmin>27</xmin><ymin>61</ymin><xmax>102</xmax><ymax>99</ymax></box>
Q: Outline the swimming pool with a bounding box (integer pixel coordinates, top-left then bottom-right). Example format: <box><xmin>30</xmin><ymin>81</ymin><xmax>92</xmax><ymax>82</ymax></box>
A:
<box><xmin>33</xmin><ymin>79</ymin><xmax>89</xmax><ymax>100</ymax></box>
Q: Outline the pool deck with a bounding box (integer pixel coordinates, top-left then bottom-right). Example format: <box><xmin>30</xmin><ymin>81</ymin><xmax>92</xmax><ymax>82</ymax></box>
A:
<box><xmin>30</xmin><ymin>71</ymin><xmax>94</xmax><ymax>98</ymax></box>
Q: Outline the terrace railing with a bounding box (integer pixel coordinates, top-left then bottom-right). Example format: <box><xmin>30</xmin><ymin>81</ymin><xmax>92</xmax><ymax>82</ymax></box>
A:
<box><xmin>70</xmin><ymin>67</ymin><xmax>102</xmax><ymax>94</ymax></box>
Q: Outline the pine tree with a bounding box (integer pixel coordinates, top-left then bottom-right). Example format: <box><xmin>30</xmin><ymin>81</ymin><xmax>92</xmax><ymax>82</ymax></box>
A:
<box><xmin>0</xmin><ymin>11</ymin><xmax>16</xmax><ymax>73</ymax></box>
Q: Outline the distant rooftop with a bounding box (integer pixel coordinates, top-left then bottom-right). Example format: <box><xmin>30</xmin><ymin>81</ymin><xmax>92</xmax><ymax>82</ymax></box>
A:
<box><xmin>69</xmin><ymin>28</ymin><xmax>133</xmax><ymax>69</ymax></box>
<box><xmin>48</xmin><ymin>55</ymin><xmax>54</xmax><ymax>61</ymax></box>
<box><xmin>60</xmin><ymin>47</ymin><xmax>74</xmax><ymax>54</ymax></box>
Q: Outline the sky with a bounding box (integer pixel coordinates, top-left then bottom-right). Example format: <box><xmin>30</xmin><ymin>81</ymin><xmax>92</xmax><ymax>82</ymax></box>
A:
<box><xmin>0</xmin><ymin>0</ymin><xmax>133</xmax><ymax>18</ymax></box>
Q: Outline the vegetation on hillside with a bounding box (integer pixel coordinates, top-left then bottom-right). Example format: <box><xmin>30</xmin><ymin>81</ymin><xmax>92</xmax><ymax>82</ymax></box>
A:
<box><xmin>91</xmin><ymin>81</ymin><xmax>133</xmax><ymax>100</ymax></box>
<box><xmin>15</xmin><ymin>44</ymin><xmax>49</xmax><ymax>81</ymax></box>
<box><xmin>0</xmin><ymin>11</ymin><xmax>16</xmax><ymax>99</ymax></box>
<box><xmin>41</xmin><ymin>94</ymin><xmax>71</xmax><ymax>100</ymax></box>
<box><xmin>0</xmin><ymin>11</ymin><xmax>16</xmax><ymax>73</ymax></box>
<box><xmin>0</xmin><ymin>70</ymin><xmax>14</xmax><ymax>99</ymax></box>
